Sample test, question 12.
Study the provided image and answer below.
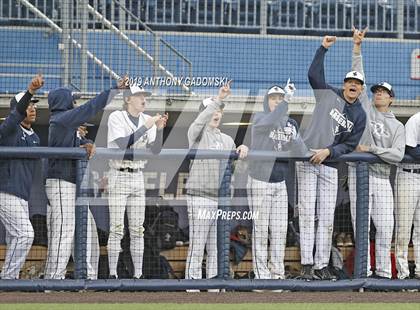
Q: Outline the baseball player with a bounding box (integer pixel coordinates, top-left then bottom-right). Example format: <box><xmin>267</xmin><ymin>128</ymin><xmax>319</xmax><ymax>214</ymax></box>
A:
<box><xmin>185</xmin><ymin>81</ymin><xmax>248</xmax><ymax>285</ymax></box>
<box><xmin>348</xmin><ymin>27</ymin><xmax>405</xmax><ymax>279</ymax></box>
<box><xmin>395</xmin><ymin>115</ymin><xmax>420</xmax><ymax>280</ymax></box>
<box><xmin>107</xmin><ymin>85</ymin><xmax>168</xmax><ymax>279</ymax></box>
<box><xmin>44</xmin><ymin>77</ymin><xmax>129</xmax><ymax>280</ymax></box>
<box><xmin>297</xmin><ymin>36</ymin><xmax>367</xmax><ymax>280</ymax></box>
<box><xmin>248</xmin><ymin>82</ymin><xmax>306</xmax><ymax>281</ymax></box>
<box><xmin>0</xmin><ymin>74</ymin><xmax>44</xmax><ymax>279</ymax></box>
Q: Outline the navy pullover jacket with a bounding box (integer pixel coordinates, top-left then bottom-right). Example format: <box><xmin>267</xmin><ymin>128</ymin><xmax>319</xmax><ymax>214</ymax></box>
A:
<box><xmin>0</xmin><ymin>91</ymin><xmax>40</xmax><ymax>201</ymax></box>
<box><xmin>304</xmin><ymin>46</ymin><xmax>366</xmax><ymax>160</ymax></box>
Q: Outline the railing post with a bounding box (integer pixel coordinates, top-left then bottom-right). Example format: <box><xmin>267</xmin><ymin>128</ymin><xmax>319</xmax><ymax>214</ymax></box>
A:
<box><xmin>354</xmin><ymin>161</ymin><xmax>369</xmax><ymax>279</ymax></box>
<box><xmin>79</xmin><ymin>0</ymin><xmax>88</xmax><ymax>92</ymax></box>
<box><xmin>217</xmin><ymin>158</ymin><xmax>233</xmax><ymax>279</ymax></box>
<box><xmin>260</xmin><ymin>0</ymin><xmax>268</xmax><ymax>34</ymax></box>
<box><xmin>61</xmin><ymin>0</ymin><xmax>71</xmax><ymax>86</ymax></box>
<box><xmin>396</xmin><ymin>0</ymin><xmax>404</xmax><ymax>39</ymax></box>
<box><xmin>74</xmin><ymin>159</ymin><xmax>89</xmax><ymax>279</ymax></box>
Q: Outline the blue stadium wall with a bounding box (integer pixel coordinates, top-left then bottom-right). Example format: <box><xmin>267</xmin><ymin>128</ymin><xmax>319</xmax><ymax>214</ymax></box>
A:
<box><xmin>0</xmin><ymin>28</ymin><xmax>419</xmax><ymax>99</ymax></box>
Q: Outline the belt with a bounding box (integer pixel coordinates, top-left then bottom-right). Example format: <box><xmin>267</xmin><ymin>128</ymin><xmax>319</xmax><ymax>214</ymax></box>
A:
<box><xmin>118</xmin><ymin>167</ymin><xmax>142</xmax><ymax>173</ymax></box>
<box><xmin>402</xmin><ymin>168</ymin><xmax>420</xmax><ymax>174</ymax></box>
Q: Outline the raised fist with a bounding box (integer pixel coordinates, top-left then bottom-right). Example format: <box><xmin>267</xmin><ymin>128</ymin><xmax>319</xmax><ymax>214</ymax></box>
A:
<box><xmin>322</xmin><ymin>36</ymin><xmax>337</xmax><ymax>49</ymax></box>
<box><xmin>28</xmin><ymin>74</ymin><xmax>44</xmax><ymax>94</ymax></box>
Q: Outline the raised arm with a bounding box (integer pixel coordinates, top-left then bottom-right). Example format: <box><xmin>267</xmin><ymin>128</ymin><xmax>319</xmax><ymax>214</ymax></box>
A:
<box><xmin>187</xmin><ymin>81</ymin><xmax>231</xmax><ymax>147</ymax></box>
<box><xmin>308</xmin><ymin>36</ymin><xmax>336</xmax><ymax>91</ymax></box>
<box><xmin>0</xmin><ymin>75</ymin><xmax>44</xmax><ymax>138</ymax></box>
<box><xmin>351</xmin><ymin>27</ymin><xmax>370</xmax><ymax>110</ymax></box>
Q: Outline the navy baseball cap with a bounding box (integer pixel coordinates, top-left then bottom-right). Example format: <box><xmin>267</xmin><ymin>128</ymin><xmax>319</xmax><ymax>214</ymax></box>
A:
<box><xmin>371</xmin><ymin>82</ymin><xmax>395</xmax><ymax>97</ymax></box>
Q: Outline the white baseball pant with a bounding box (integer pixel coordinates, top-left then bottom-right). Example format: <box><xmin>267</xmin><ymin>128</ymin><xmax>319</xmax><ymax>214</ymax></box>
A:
<box><xmin>296</xmin><ymin>162</ymin><xmax>338</xmax><ymax>269</ymax></box>
<box><xmin>185</xmin><ymin>195</ymin><xmax>218</xmax><ymax>280</ymax></box>
<box><xmin>348</xmin><ymin>166</ymin><xmax>394</xmax><ymax>278</ymax></box>
<box><xmin>248</xmin><ymin>177</ymin><xmax>288</xmax><ymax>279</ymax></box>
<box><xmin>395</xmin><ymin>170</ymin><xmax>420</xmax><ymax>279</ymax></box>
<box><xmin>107</xmin><ymin>169</ymin><xmax>146</xmax><ymax>278</ymax></box>
<box><xmin>0</xmin><ymin>192</ymin><xmax>34</xmax><ymax>279</ymax></box>
<box><xmin>44</xmin><ymin>178</ymin><xmax>99</xmax><ymax>279</ymax></box>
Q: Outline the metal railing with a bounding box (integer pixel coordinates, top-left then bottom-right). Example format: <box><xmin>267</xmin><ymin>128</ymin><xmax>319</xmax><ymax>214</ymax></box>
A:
<box><xmin>2</xmin><ymin>1</ymin><xmax>419</xmax><ymax>35</ymax></box>
<box><xmin>1</xmin><ymin>147</ymin><xmax>420</xmax><ymax>291</ymax></box>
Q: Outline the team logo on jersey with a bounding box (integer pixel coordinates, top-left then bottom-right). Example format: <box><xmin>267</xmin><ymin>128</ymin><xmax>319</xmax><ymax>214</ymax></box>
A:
<box><xmin>370</xmin><ymin>120</ymin><xmax>390</xmax><ymax>138</ymax></box>
<box><xmin>329</xmin><ymin>108</ymin><xmax>354</xmax><ymax>136</ymax></box>
<box><xmin>269</xmin><ymin>122</ymin><xmax>297</xmax><ymax>151</ymax></box>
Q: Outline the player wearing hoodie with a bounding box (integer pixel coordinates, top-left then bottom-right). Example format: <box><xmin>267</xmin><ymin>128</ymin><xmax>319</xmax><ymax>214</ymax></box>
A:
<box><xmin>248</xmin><ymin>82</ymin><xmax>306</xmax><ymax>280</ymax></box>
<box><xmin>44</xmin><ymin>77</ymin><xmax>128</xmax><ymax>279</ymax></box>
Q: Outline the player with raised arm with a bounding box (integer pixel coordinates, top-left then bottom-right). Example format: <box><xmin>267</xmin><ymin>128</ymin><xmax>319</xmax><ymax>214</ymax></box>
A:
<box><xmin>348</xmin><ymin>27</ymin><xmax>405</xmax><ymax>279</ymax></box>
<box><xmin>0</xmin><ymin>74</ymin><xmax>43</xmax><ymax>279</ymax></box>
<box><xmin>248</xmin><ymin>81</ymin><xmax>307</xmax><ymax>281</ymax></box>
<box><xmin>44</xmin><ymin>76</ymin><xmax>129</xmax><ymax>280</ymax></box>
<box><xmin>297</xmin><ymin>36</ymin><xmax>367</xmax><ymax>280</ymax></box>
<box><xmin>185</xmin><ymin>81</ymin><xmax>248</xmax><ymax>288</ymax></box>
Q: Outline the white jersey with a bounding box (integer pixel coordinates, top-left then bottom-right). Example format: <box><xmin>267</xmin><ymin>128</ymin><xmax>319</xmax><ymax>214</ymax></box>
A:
<box><xmin>399</xmin><ymin>112</ymin><xmax>420</xmax><ymax>171</ymax></box>
<box><xmin>107</xmin><ymin>110</ymin><xmax>157</xmax><ymax>170</ymax></box>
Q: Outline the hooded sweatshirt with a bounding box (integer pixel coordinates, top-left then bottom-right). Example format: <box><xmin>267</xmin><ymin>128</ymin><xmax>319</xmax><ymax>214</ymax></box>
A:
<box><xmin>185</xmin><ymin>97</ymin><xmax>236</xmax><ymax>200</ymax></box>
<box><xmin>304</xmin><ymin>46</ymin><xmax>367</xmax><ymax>162</ymax></box>
<box><xmin>249</xmin><ymin>94</ymin><xmax>308</xmax><ymax>183</ymax></box>
<box><xmin>0</xmin><ymin>91</ymin><xmax>40</xmax><ymax>201</ymax></box>
<box><xmin>47</xmin><ymin>87</ymin><xmax>116</xmax><ymax>183</ymax></box>
<box><xmin>350</xmin><ymin>53</ymin><xmax>405</xmax><ymax>178</ymax></box>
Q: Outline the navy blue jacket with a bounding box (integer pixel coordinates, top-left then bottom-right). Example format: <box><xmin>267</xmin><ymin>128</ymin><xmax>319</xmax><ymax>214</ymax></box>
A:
<box><xmin>47</xmin><ymin>87</ymin><xmax>115</xmax><ymax>183</ymax></box>
<box><xmin>0</xmin><ymin>91</ymin><xmax>40</xmax><ymax>201</ymax></box>
<box><xmin>249</xmin><ymin>95</ymin><xmax>307</xmax><ymax>183</ymax></box>
<box><xmin>304</xmin><ymin>46</ymin><xmax>367</xmax><ymax>160</ymax></box>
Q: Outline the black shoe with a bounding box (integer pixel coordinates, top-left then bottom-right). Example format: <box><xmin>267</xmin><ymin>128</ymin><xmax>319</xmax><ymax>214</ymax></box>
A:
<box><xmin>300</xmin><ymin>264</ymin><xmax>315</xmax><ymax>281</ymax></box>
<box><xmin>368</xmin><ymin>274</ymin><xmax>389</xmax><ymax>280</ymax></box>
<box><xmin>109</xmin><ymin>275</ymin><xmax>117</xmax><ymax>279</ymax></box>
<box><xmin>314</xmin><ymin>267</ymin><xmax>337</xmax><ymax>281</ymax></box>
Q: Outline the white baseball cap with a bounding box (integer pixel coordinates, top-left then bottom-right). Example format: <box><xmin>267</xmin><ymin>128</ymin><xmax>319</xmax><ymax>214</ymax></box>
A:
<box><xmin>123</xmin><ymin>85</ymin><xmax>151</xmax><ymax>99</ymax></box>
<box><xmin>371</xmin><ymin>82</ymin><xmax>395</xmax><ymax>97</ymax></box>
<box><xmin>344</xmin><ymin>71</ymin><xmax>365</xmax><ymax>85</ymax></box>
<box><xmin>267</xmin><ymin>85</ymin><xmax>286</xmax><ymax>96</ymax></box>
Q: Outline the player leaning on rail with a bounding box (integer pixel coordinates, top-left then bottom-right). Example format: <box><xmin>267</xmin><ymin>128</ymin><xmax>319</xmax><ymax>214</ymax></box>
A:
<box><xmin>347</xmin><ymin>27</ymin><xmax>405</xmax><ymax>279</ymax></box>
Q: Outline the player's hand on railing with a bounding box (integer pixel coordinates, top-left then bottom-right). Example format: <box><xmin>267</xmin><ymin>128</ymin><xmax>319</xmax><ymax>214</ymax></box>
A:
<box><xmin>236</xmin><ymin>144</ymin><xmax>249</xmax><ymax>159</ymax></box>
<box><xmin>81</xmin><ymin>143</ymin><xmax>96</xmax><ymax>160</ymax></box>
<box><xmin>217</xmin><ymin>79</ymin><xmax>232</xmax><ymax>101</ymax></box>
<box><xmin>356</xmin><ymin>144</ymin><xmax>370</xmax><ymax>152</ymax></box>
<box><xmin>310</xmin><ymin>148</ymin><xmax>330</xmax><ymax>165</ymax></box>
<box><xmin>28</xmin><ymin>74</ymin><xmax>44</xmax><ymax>94</ymax></box>
<box><xmin>322</xmin><ymin>36</ymin><xmax>337</xmax><ymax>49</ymax></box>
